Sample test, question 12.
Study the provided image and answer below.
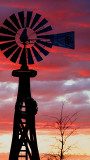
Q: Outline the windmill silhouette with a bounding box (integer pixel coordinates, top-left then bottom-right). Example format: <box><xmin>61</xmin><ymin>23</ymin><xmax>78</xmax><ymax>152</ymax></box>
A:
<box><xmin>0</xmin><ymin>11</ymin><xmax>75</xmax><ymax>160</ymax></box>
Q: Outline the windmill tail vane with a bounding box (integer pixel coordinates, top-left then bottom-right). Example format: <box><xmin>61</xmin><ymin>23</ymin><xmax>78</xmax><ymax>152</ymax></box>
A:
<box><xmin>0</xmin><ymin>11</ymin><xmax>75</xmax><ymax>160</ymax></box>
<box><xmin>37</xmin><ymin>31</ymin><xmax>75</xmax><ymax>49</ymax></box>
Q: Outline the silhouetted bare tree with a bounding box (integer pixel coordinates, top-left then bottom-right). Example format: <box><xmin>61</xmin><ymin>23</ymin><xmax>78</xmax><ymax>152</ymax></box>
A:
<box><xmin>44</xmin><ymin>103</ymin><xmax>79</xmax><ymax>160</ymax></box>
<box><xmin>56</xmin><ymin>103</ymin><xmax>78</xmax><ymax>159</ymax></box>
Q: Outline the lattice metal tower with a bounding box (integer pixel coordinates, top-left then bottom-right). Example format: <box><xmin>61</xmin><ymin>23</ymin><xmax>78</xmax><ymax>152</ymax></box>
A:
<box><xmin>0</xmin><ymin>11</ymin><xmax>75</xmax><ymax>160</ymax></box>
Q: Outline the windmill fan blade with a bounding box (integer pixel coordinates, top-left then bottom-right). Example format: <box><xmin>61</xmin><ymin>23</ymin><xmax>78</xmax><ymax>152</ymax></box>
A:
<box><xmin>27</xmin><ymin>48</ymin><xmax>34</xmax><ymax>64</ymax></box>
<box><xmin>31</xmin><ymin>46</ymin><xmax>43</xmax><ymax>61</ymax></box>
<box><xmin>10</xmin><ymin>13</ymin><xmax>21</xmax><ymax>29</ymax></box>
<box><xmin>36</xmin><ymin>26</ymin><xmax>52</xmax><ymax>34</ymax></box>
<box><xmin>3</xmin><ymin>19</ymin><xmax>18</xmax><ymax>32</ymax></box>
<box><xmin>3</xmin><ymin>44</ymin><xmax>18</xmax><ymax>58</ymax></box>
<box><xmin>36</xmin><ymin>39</ymin><xmax>52</xmax><ymax>48</ymax></box>
<box><xmin>35</xmin><ymin>43</ymin><xmax>49</xmax><ymax>56</ymax></box>
<box><xmin>10</xmin><ymin>47</ymin><xmax>22</xmax><ymax>63</ymax></box>
<box><xmin>0</xmin><ymin>27</ymin><xmax>16</xmax><ymax>36</ymax></box>
<box><xmin>0</xmin><ymin>35</ymin><xmax>15</xmax><ymax>42</ymax></box>
<box><xmin>33</xmin><ymin>18</ymin><xmax>48</xmax><ymax>31</ymax></box>
<box><xmin>19</xmin><ymin>48</ymin><xmax>26</xmax><ymax>64</ymax></box>
<box><xmin>26</xmin><ymin>11</ymin><xmax>32</xmax><ymax>27</ymax></box>
<box><xmin>0</xmin><ymin>41</ymin><xmax>16</xmax><ymax>50</ymax></box>
<box><xmin>50</xmin><ymin>31</ymin><xmax>75</xmax><ymax>49</ymax></box>
<box><xmin>18</xmin><ymin>11</ymin><xmax>24</xmax><ymax>28</ymax></box>
<box><xmin>30</xmin><ymin>13</ymin><xmax>41</xmax><ymax>29</ymax></box>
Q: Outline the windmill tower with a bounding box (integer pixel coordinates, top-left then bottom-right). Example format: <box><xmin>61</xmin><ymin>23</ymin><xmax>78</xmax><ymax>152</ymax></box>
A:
<box><xmin>0</xmin><ymin>11</ymin><xmax>75</xmax><ymax>160</ymax></box>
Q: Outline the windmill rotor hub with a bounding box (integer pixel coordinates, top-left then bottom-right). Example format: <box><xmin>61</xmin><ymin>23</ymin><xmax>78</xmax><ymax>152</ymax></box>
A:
<box><xmin>15</xmin><ymin>28</ymin><xmax>37</xmax><ymax>49</ymax></box>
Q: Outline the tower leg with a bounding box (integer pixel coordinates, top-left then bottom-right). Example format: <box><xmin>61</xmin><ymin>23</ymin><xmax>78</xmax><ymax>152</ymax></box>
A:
<box><xmin>9</xmin><ymin>69</ymin><xmax>40</xmax><ymax>160</ymax></box>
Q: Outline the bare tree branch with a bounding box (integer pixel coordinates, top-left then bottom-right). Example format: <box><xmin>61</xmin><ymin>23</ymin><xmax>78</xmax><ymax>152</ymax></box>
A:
<box><xmin>48</xmin><ymin>104</ymin><xmax>79</xmax><ymax>160</ymax></box>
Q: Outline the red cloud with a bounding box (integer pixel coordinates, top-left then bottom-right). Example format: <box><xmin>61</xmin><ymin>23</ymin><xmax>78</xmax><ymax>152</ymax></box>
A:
<box><xmin>79</xmin><ymin>70</ymin><xmax>90</xmax><ymax>76</ymax></box>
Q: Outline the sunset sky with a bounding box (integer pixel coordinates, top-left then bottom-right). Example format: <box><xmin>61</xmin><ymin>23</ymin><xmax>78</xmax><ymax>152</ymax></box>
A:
<box><xmin>0</xmin><ymin>0</ymin><xmax>90</xmax><ymax>159</ymax></box>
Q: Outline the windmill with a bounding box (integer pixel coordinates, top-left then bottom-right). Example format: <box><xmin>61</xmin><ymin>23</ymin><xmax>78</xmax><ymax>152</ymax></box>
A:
<box><xmin>0</xmin><ymin>11</ymin><xmax>75</xmax><ymax>160</ymax></box>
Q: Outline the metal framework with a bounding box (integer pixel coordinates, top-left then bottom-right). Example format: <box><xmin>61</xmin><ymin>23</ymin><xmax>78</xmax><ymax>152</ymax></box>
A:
<box><xmin>9</xmin><ymin>29</ymin><xmax>40</xmax><ymax>159</ymax></box>
<box><xmin>9</xmin><ymin>68</ymin><xmax>40</xmax><ymax>160</ymax></box>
